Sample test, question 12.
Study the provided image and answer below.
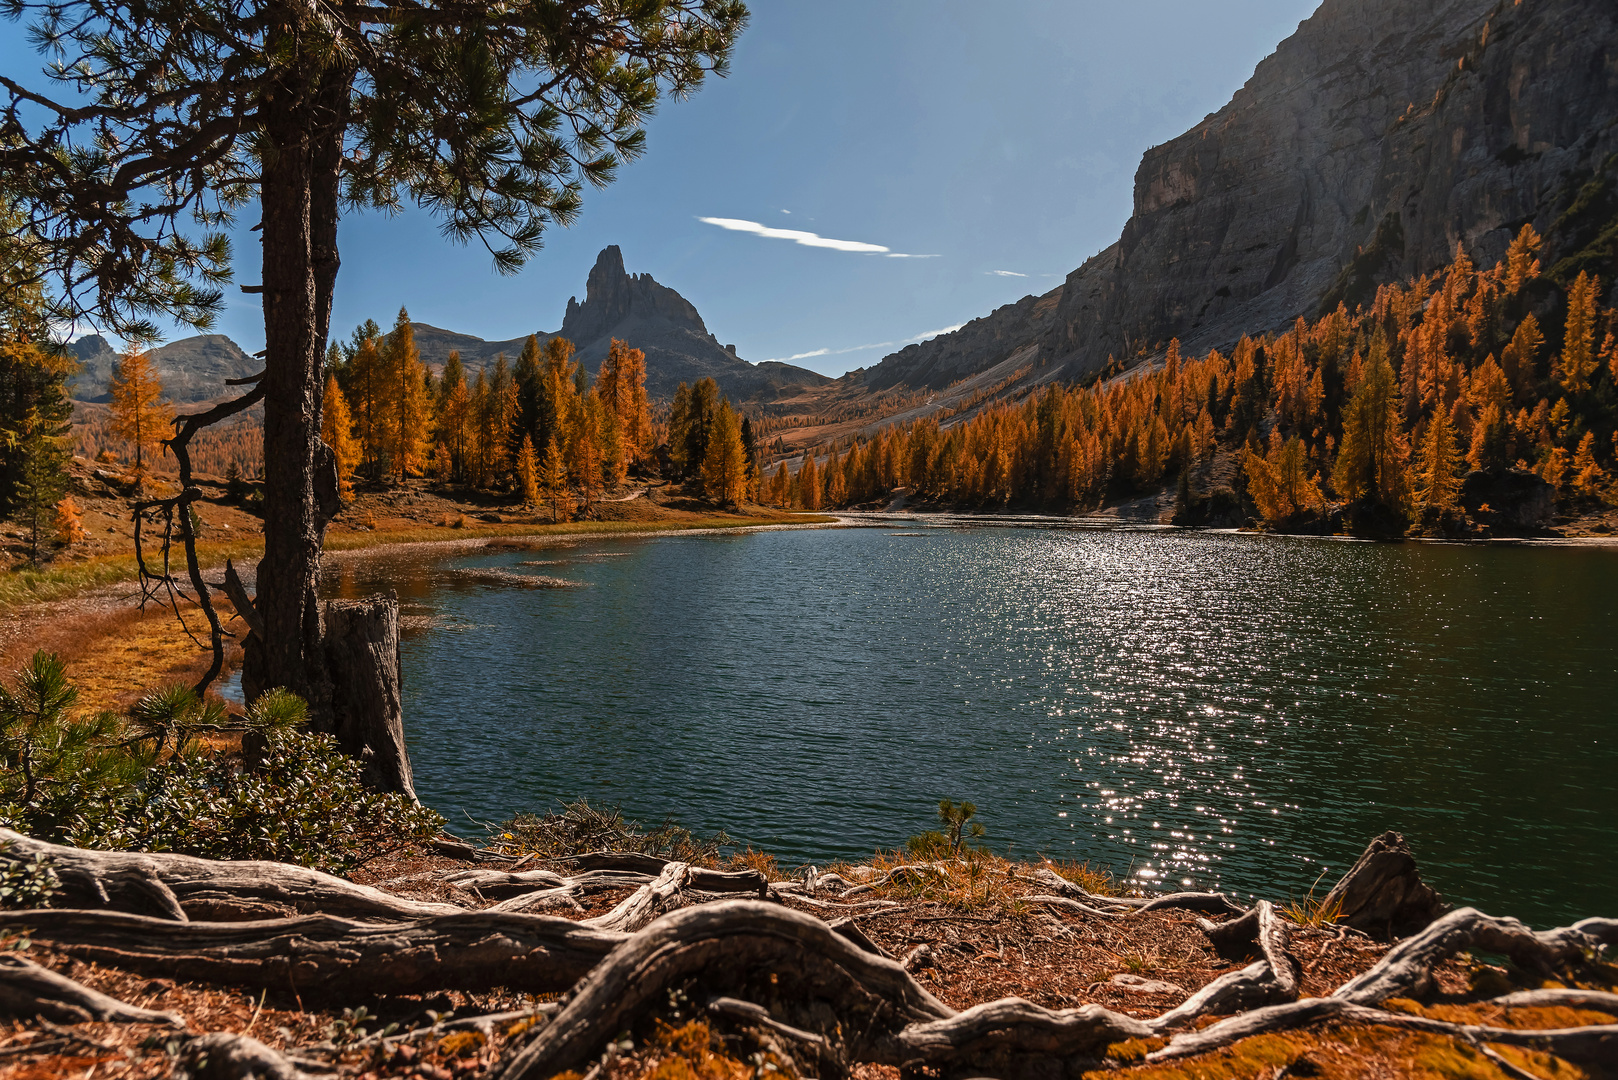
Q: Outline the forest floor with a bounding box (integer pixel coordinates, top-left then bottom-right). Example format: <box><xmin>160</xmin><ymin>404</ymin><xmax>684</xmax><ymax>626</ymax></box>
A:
<box><xmin>2</xmin><ymin>842</ymin><xmax>1612</xmax><ymax>1080</ymax></box>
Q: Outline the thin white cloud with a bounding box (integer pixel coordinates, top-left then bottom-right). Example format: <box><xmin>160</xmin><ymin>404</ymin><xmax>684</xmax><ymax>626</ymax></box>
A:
<box><xmin>987</xmin><ymin>269</ymin><xmax>1027</xmax><ymax>277</ymax></box>
<box><xmin>780</xmin><ymin>209</ymin><xmax>791</xmax><ymax>214</ymax></box>
<box><xmin>765</xmin><ymin>322</ymin><xmax>966</xmax><ymax>364</ymax></box>
<box><xmin>698</xmin><ymin>216</ymin><xmax>934</xmax><ymax>258</ymax></box>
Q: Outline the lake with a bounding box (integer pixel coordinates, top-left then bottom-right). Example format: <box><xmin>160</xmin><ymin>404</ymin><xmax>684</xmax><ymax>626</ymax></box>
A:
<box><xmin>322</xmin><ymin>523</ymin><xmax>1617</xmax><ymax>929</ymax></box>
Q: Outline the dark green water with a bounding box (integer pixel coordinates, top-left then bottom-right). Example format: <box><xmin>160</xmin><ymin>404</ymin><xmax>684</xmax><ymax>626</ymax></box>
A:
<box><xmin>323</xmin><ymin>525</ymin><xmax>1617</xmax><ymax>928</ymax></box>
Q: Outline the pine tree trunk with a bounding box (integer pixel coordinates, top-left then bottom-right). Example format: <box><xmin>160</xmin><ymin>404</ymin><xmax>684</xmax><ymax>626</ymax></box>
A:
<box><xmin>246</xmin><ymin>38</ymin><xmax>351</xmax><ymax>720</ymax></box>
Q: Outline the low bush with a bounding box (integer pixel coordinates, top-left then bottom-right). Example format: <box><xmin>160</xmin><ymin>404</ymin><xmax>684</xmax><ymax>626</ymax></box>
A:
<box><xmin>0</xmin><ymin>651</ymin><xmax>443</xmax><ymax>873</ymax></box>
<box><xmin>496</xmin><ymin>797</ymin><xmax>730</xmax><ymax>867</ymax></box>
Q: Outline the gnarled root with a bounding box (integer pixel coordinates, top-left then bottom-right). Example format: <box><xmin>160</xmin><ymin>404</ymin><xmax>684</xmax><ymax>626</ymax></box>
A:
<box><xmin>0</xmin><ymin>953</ymin><xmax>184</xmax><ymax>1026</ymax></box>
<box><xmin>495</xmin><ymin>900</ymin><xmax>1149</xmax><ymax>1080</ymax></box>
<box><xmin>0</xmin><ymin>828</ymin><xmax>463</xmax><ymax>921</ymax></box>
<box><xmin>1149</xmin><ymin>900</ymin><xmax>1297</xmax><ymax>1032</ymax></box>
<box><xmin>0</xmin><ymin>908</ymin><xmax>624</xmax><ymax>999</ymax></box>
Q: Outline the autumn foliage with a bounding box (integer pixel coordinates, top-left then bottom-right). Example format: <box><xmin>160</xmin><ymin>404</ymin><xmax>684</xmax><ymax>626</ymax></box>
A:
<box><xmin>766</xmin><ymin>226</ymin><xmax>1616</xmax><ymax>533</ymax></box>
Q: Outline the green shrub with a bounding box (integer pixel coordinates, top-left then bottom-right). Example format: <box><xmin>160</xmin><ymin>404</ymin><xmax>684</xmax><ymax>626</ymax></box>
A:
<box><xmin>0</xmin><ymin>651</ymin><xmax>443</xmax><ymax>873</ymax></box>
<box><xmin>497</xmin><ymin>797</ymin><xmax>729</xmax><ymax>866</ymax></box>
<box><xmin>0</xmin><ymin>842</ymin><xmax>60</xmax><ymax>909</ymax></box>
<box><xmin>103</xmin><ymin>727</ymin><xmax>443</xmax><ymax>874</ymax></box>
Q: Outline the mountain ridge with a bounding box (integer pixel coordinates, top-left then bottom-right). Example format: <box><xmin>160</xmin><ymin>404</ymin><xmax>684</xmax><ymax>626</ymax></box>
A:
<box><xmin>840</xmin><ymin>0</ymin><xmax>1618</xmax><ymax>400</ymax></box>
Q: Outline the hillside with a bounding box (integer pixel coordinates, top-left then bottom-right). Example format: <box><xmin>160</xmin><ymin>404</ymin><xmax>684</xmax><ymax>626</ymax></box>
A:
<box><xmin>67</xmin><ymin>333</ymin><xmax>259</xmax><ymax>404</ymax></box>
<box><xmin>819</xmin><ymin>0</ymin><xmax>1618</xmax><ymax>408</ymax></box>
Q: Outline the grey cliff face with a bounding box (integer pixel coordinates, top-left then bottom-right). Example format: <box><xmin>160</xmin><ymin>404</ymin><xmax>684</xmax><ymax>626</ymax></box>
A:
<box><xmin>860</xmin><ymin>0</ymin><xmax>1618</xmax><ymax>392</ymax></box>
<box><xmin>68</xmin><ymin>334</ymin><xmax>259</xmax><ymax>404</ymax></box>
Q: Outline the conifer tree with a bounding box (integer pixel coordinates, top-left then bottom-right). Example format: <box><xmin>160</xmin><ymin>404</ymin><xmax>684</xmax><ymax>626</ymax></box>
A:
<box><xmin>1412</xmin><ymin>407</ymin><xmax>1464</xmax><ymax>520</ymax></box>
<box><xmin>1558</xmin><ymin>272</ymin><xmax>1601</xmax><ymax>397</ymax></box>
<box><xmin>538</xmin><ymin>435</ymin><xmax>569</xmax><ymax>523</ymax></box>
<box><xmin>434</xmin><ymin>353</ymin><xmax>471</xmax><ymax>482</ymax></box>
<box><xmin>1242</xmin><ymin>436</ymin><xmax>1323</xmax><ymax>526</ymax></box>
<box><xmin>1331</xmin><ymin>344</ymin><xmax>1407</xmax><ymax>516</ymax></box>
<box><xmin>516</xmin><ymin>434</ymin><xmax>541</xmax><ymax>508</ymax></box>
<box><xmin>347</xmin><ymin>334</ymin><xmax>386</xmax><ymax>479</ymax></box>
<box><xmin>10</xmin><ymin>405</ymin><xmax>69</xmax><ymax>565</ymax></box>
<box><xmin>381</xmin><ymin>309</ymin><xmax>431</xmax><ymax>483</ymax></box>
<box><xmin>797</xmin><ymin>453</ymin><xmax>821</xmax><ymax>511</ymax></box>
<box><xmin>107</xmin><ymin>347</ymin><xmax>173</xmax><ymax>478</ymax></box>
<box><xmin>53</xmin><ymin>496</ymin><xmax>84</xmax><ymax>547</ymax></box>
<box><xmin>598</xmin><ymin>338</ymin><xmax>650</xmax><ymax>467</ymax></box>
<box><xmin>700</xmin><ymin>399</ymin><xmax>749</xmax><ymax>506</ymax></box>
<box><xmin>1572</xmin><ymin>432</ymin><xmax>1606</xmax><ymax>496</ymax></box>
<box><xmin>321</xmin><ymin>375</ymin><xmax>359</xmax><ymax>498</ymax></box>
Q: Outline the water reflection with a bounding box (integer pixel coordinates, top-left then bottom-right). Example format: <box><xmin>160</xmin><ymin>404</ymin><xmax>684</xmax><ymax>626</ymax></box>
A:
<box><xmin>323</xmin><ymin>528</ymin><xmax>1617</xmax><ymax>927</ymax></box>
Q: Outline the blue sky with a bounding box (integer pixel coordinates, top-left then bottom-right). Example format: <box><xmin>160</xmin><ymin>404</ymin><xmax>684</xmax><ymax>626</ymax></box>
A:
<box><xmin>5</xmin><ymin>1</ymin><xmax>1322</xmax><ymax>376</ymax></box>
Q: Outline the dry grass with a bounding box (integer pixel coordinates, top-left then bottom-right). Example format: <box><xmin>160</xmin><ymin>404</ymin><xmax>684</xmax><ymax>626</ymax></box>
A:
<box><xmin>723</xmin><ymin>847</ymin><xmax>788</xmax><ymax>882</ymax></box>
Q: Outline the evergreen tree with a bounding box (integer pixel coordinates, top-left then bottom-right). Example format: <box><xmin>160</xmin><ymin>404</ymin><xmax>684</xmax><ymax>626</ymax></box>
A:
<box><xmin>1572</xmin><ymin>431</ymin><xmax>1606</xmax><ymax>496</ymax></box>
<box><xmin>107</xmin><ymin>347</ymin><xmax>173</xmax><ymax>478</ymax></box>
<box><xmin>700</xmin><ymin>399</ymin><xmax>749</xmax><ymax>505</ymax></box>
<box><xmin>321</xmin><ymin>375</ymin><xmax>359</xmax><ymax>498</ymax></box>
<box><xmin>666</xmin><ymin>382</ymin><xmax>694</xmax><ymax>478</ymax></box>
<box><xmin>348</xmin><ymin>333</ymin><xmax>387</xmax><ymax>480</ymax></box>
<box><xmin>10</xmin><ymin>405</ymin><xmax>70</xmax><ymax>565</ymax></box>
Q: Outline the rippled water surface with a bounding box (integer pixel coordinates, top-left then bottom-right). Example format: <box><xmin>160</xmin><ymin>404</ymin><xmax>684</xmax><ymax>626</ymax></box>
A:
<box><xmin>325</xmin><ymin>526</ymin><xmax>1617</xmax><ymax>927</ymax></box>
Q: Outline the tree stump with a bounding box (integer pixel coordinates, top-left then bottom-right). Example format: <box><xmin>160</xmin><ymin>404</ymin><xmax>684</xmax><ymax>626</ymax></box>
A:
<box><xmin>323</xmin><ymin>594</ymin><xmax>416</xmax><ymax>800</ymax></box>
<box><xmin>1320</xmin><ymin>831</ymin><xmax>1447</xmax><ymax>939</ymax></box>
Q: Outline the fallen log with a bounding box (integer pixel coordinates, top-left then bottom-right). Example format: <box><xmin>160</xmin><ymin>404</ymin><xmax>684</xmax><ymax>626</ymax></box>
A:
<box><xmin>894</xmin><ymin>999</ymin><xmax>1152</xmax><ymax>1074</ymax></box>
<box><xmin>0</xmin><ymin>908</ymin><xmax>624</xmax><ymax>999</ymax></box>
<box><xmin>0</xmin><ymin>953</ymin><xmax>183</xmax><ymax>1026</ymax></box>
<box><xmin>0</xmin><ymin>828</ymin><xmax>463</xmax><ymax>922</ymax></box>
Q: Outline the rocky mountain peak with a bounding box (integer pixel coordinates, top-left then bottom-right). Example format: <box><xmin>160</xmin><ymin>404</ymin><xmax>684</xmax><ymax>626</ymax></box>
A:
<box><xmin>561</xmin><ymin>245</ymin><xmax>708</xmax><ymax>345</ymax></box>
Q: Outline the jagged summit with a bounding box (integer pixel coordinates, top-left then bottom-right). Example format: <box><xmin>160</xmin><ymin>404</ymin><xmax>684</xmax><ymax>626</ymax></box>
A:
<box><xmin>411</xmin><ymin>245</ymin><xmax>829</xmax><ymax>402</ymax></box>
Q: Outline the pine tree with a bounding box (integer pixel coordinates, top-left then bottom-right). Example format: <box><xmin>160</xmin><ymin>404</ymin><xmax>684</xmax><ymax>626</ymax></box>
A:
<box><xmin>598</xmin><ymin>338</ymin><xmax>650</xmax><ymax>467</ymax></box>
<box><xmin>516</xmin><ymin>434</ymin><xmax>541</xmax><ymax>508</ymax></box>
<box><xmin>1558</xmin><ymin>272</ymin><xmax>1601</xmax><ymax>397</ymax></box>
<box><xmin>1500</xmin><ymin>314</ymin><xmax>1543</xmax><ymax>404</ymax></box>
<box><xmin>348</xmin><ymin>333</ymin><xmax>386</xmax><ymax>479</ymax></box>
<box><xmin>11</xmin><ymin>407</ymin><xmax>70</xmax><ymax>565</ymax></box>
<box><xmin>107</xmin><ymin>347</ymin><xmax>174</xmax><ymax>479</ymax></box>
<box><xmin>700</xmin><ymin>399</ymin><xmax>749</xmax><ymax>506</ymax></box>
<box><xmin>321</xmin><ymin>375</ymin><xmax>359</xmax><ymax>498</ymax></box>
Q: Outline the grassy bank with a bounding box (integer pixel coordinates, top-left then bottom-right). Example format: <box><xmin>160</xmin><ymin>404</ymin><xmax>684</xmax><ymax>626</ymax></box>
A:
<box><xmin>0</xmin><ymin>510</ymin><xmax>836</xmax><ymax>613</ymax></box>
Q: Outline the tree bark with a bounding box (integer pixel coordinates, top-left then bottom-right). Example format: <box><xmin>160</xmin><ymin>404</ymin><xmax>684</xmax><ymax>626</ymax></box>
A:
<box><xmin>322</xmin><ymin>594</ymin><xmax>415</xmax><ymax>798</ymax></box>
<box><xmin>0</xmin><ymin>953</ymin><xmax>183</xmax><ymax>1026</ymax></box>
<box><xmin>0</xmin><ymin>908</ymin><xmax>624</xmax><ymax>1000</ymax></box>
<box><xmin>1319</xmin><ymin>830</ymin><xmax>1447</xmax><ymax>939</ymax></box>
<box><xmin>247</xmin><ymin>24</ymin><xmax>353</xmax><ymax>722</ymax></box>
<box><xmin>0</xmin><ymin>828</ymin><xmax>463</xmax><ymax>921</ymax></box>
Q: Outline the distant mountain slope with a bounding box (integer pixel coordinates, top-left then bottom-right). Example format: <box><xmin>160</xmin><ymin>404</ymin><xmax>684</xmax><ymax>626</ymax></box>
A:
<box><xmin>68</xmin><ymin>334</ymin><xmax>259</xmax><ymax>404</ymax></box>
<box><xmin>848</xmin><ymin>0</ymin><xmax>1618</xmax><ymax>396</ymax></box>
<box><xmin>410</xmin><ymin>246</ymin><xmax>831</xmax><ymax>402</ymax></box>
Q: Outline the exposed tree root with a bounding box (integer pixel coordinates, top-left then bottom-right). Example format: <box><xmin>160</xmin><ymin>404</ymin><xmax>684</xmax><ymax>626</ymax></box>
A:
<box><xmin>1149</xmin><ymin>900</ymin><xmax>1297</xmax><ymax>1032</ymax></box>
<box><xmin>446</xmin><ymin>862</ymin><xmax>767</xmax><ymax>923</ymax></box>
<box><xmin>495</xmin><ymin>901</ymin><xmax>1149</xmax><ymax>1080</ymax></box>
<box><xmin>1146</xmin><ymin>998</ymin><xmax>1618</xmax><ymax>1067</ymax></box>
<box><xmin>0</xmin><ymin>828</ymin><xmax>464</xmax><ymax>921</ymax></box>
<box><xmin>175</xmin><ymin>1031</ymin><xmax>320</xmax><ymax>1080</ymax></box>
<box><xmin>0</xmin><ymin>908</ymin><xmax>624</xmax><ymax>999</ymax></box>
<box><xmin>0</xmin><ymin>952</ymin><xmax>184</xmax><ymax>1025</ymax></box>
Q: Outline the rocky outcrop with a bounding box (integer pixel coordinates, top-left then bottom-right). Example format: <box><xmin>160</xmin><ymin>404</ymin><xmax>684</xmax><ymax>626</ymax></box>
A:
<box><xmin>857</xmin><ymin>0</ymin><xmax>1618</xmax><ymax>393</ymax></box>
<box><xmin>68</xmin><ymin>334</ymin><xmax>260</xmax><ymax>404</ymax></box>
<box><xmin>411</xmin><ymin>246</ymin><xmax>830</xmax><ymax>402</ymax></box>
